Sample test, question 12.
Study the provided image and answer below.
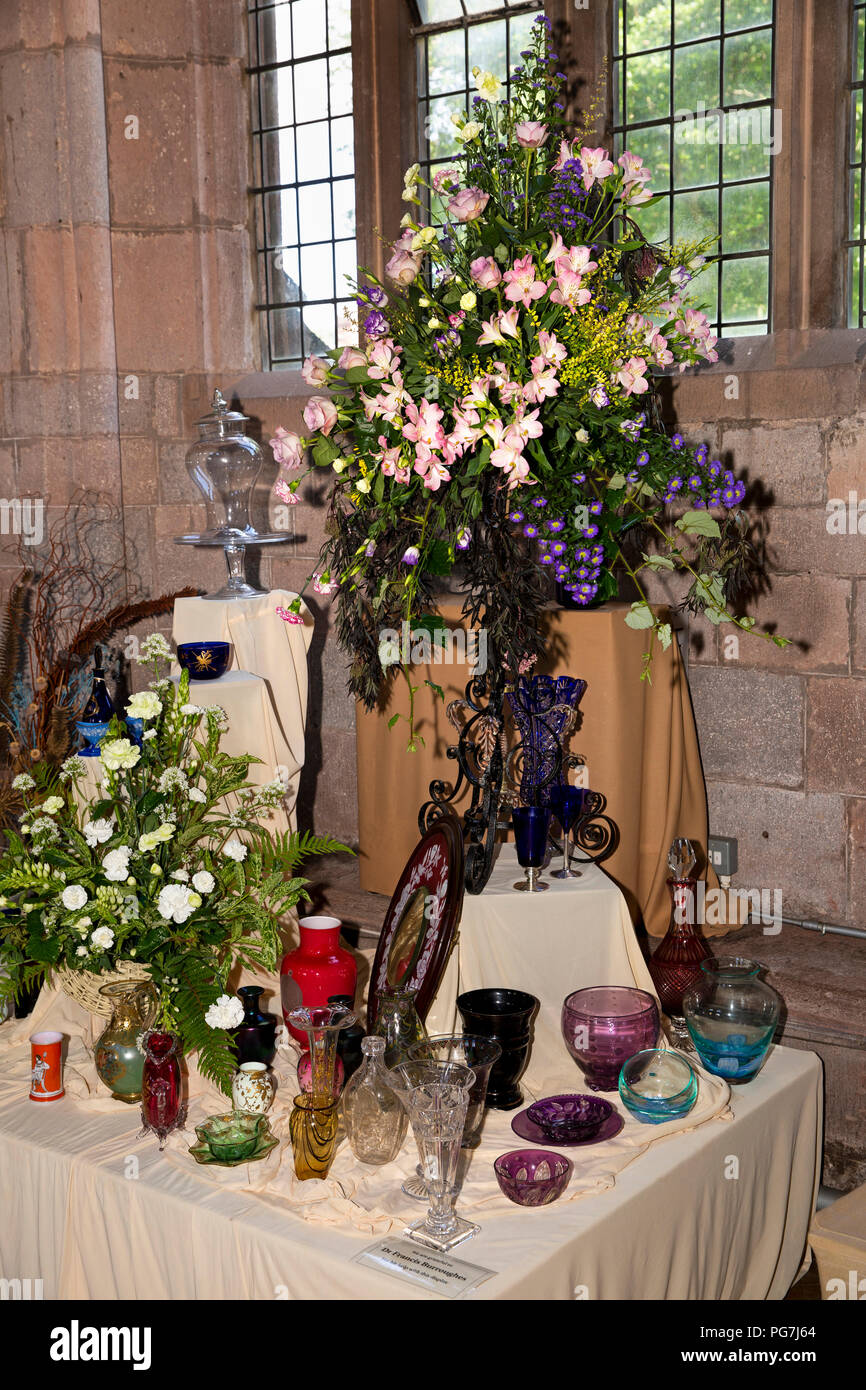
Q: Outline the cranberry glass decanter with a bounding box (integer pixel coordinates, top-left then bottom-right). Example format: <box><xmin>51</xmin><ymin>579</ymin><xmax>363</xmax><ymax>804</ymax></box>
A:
<box><xmin>139</xmin><ymin>1030</ymin><xmax>186</xmax><ymax>1150</ymax></box>
<box><xmin>647</xmin><ymin>837</ymin><xmax>712</xmax><ymax>1048</ymax></box>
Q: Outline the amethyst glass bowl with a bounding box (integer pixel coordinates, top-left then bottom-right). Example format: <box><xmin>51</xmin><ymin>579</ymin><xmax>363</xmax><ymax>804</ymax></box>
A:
<box><xmin>526</xmin><ymin>1093</ymin><xmax>613</xmax><ymax>1143</ymax></box>
<box><xmin>494</xmin><ymin>1149</ymin><xmax>572</xmax><ymax>1207</ymax></box>
<box><xmin>561</xmin><ymin>986</ymin><xmax>660</xmax><ymax>1092</ymax></box>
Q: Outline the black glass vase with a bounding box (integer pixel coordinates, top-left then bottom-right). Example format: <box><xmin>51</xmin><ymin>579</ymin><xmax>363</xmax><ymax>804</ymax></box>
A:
<box><xmin>231</xmin><ymin>986</ymin><xmax>277</xmax><ymax>1066</ymax></box>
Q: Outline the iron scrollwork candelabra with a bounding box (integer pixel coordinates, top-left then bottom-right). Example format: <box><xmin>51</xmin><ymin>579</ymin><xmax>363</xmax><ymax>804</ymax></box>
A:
<box><xmin>418</xmin><ymin>670</ymin><xmax>619</xmax><ymax>895</ymax></box>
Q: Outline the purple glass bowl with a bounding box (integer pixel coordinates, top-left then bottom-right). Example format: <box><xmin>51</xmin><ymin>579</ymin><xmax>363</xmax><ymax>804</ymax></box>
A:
<box><xmin>494</xmin><ymin>1149</ymin><xmax>572</xmax><ymax>1207</ymax></box>
<box><xmin>562</xmin><ymin>986</ymin><xmax>660</xmax><ymax>1092</ymax></box>
<box><xmin>526</xmin><ymin>1093</ymin><xmax>613</xmax><ymax>1143</ymax></box>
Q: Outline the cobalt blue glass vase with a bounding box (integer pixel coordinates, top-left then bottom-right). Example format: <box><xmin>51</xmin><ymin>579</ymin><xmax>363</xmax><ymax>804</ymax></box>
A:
<box><xmin>506</xmin><ymin>675</ymin><xmax>587</xmax><ymax>806</ymax></box>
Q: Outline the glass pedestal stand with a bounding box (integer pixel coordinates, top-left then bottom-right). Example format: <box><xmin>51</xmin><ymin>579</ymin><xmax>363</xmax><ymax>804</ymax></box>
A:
<box><xmin>174</xmin><ymin>532</ymin><xmax>289</xmax><ymax>600</ymax></box>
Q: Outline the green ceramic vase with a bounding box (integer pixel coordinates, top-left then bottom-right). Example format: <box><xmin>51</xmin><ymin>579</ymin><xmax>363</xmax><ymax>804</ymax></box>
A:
<box><xmin>94</xmin><ymin>980</ymin><xmax>158</xmax><ymax>1102</ymax></box>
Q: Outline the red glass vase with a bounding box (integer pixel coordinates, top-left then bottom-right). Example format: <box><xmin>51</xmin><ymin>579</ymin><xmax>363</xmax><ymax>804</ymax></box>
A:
<box><xmin>280</xmin><ymin>916</ymin><xmax>357</xmax><ymax>1046</ymax></box>
<box><xmin>139</xmin><ymin>1031</ymin><xmax>186</xmax><ymax>1150</ymax></box>
<box><xmin>648</xmin><ymin>878</ymin><xmax>712</xmax><ymax>1022</ymax></box>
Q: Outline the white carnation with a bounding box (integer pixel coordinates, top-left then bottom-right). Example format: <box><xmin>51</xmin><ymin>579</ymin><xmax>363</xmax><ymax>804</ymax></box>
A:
<box><xmin>192</xmin><ymin>870</ymin><xmax>214</xmax><ymax>893</ymax></box>
<box><xmin>126</xmin><ymin>690</ymin><xmax>162</xmax><ymax>721</ymax></box>
<box><xmin>223</xmin><ymin>838</ymin><xmax>248</xmax><ymax>863</ymax></box>
<box><xmin>157</xmin><ymin>883</ymin><xmax>198</xmax><ymax>924</ymax></box>
<box><xmin>83</xmin><ymin>817</ymin><xmax>113</xmax><ymax>847</ymax></box>
<box><xmin>76</xmin><ymin>945</ymin><xmax>89</xmax><ymax>957</ymax></box>
<box><xmin>41</xmin><ymin>796</ymin><xmax>65</xmax><ymax>816</ymax></box>
<box><xmin>101</xmin><ymin>738</ymin><xmax>141</xmax><ymax>771</ymax></box>
<box><xmin>61</xmin><ymin>884</ymin><xmax>88</xmax><ymax>911</ymax></box>
<box><xmin>205</xmin><ymin>994</ymin><xmax>245</xmax><ymax>1030</ymax></box>
<box><xmin>188</xmin><ymin>787</ymin><xmax>206</xmax><ymax>804</ymax></box>
<box><xmin>103</xmin><ymin>847</ymin><xmax>132</xmax><ymax>882</ymax></box>
<box><xmin>90</xmin><ymin>926</ymin><xmax>115</xmax><ymax>951</ymax></box>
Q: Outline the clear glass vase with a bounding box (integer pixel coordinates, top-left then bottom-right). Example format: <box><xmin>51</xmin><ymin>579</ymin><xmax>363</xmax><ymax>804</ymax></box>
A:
<box><xmin>373</xmin><ymin>986</ymin><xmax>428</xmax><ymax>1069</ymax></box>
<box><xmin>392</xmin><ymin>1061</ymin><xmax>479</xmax><ymax>1252</ymax></box>
<box><xmin>683</xmin><ymin>957</ymin><xmax>781</xmax><ymax>1082</ymax></box>
<box><xmin>342</xmin><ymin>1036</ymin><xmax>408</xmax><ymax>1165</ymax></box>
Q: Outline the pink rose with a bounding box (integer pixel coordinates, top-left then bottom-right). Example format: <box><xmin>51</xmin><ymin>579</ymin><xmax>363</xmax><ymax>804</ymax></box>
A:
<box><xmin>303</xmin><ymin>396</ymin><xmax>338</xmax><ymax>436</ymax></box>
<box><xmin>469</xmin><ymin>255</ymin><xmax>502</xmax><ymax>290</ymax></box>
<box><xmin>301</xmin><ymin>355</ymin><xmax>329</xmax><ymax>386</ymax></box>
<box><xmin>269</xmin><ymin>427</ymin><xmax>303</xmax><ymax>469</ymax></box>
<box><xmin>447</xmin><ymin>187</ymin><xmax>490</xmax><ymax>223</ymax></box>
<box><xmin>338</xmin><ymin>346</ymin><xmax>367</xmax><ymax>370</ymax></box>
<box><xmin>385</xmin><ymin>248</ymin><xmax>423</xmax><ymax>286</ymax></box>
<box><xmin>515</xmin><ymin>121</ymin><xmax>548</xmax><ymax>149</ymax></box>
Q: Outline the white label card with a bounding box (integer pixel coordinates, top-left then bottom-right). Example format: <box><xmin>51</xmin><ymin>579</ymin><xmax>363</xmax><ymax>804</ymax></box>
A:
<box><xmin>352</xmin><ymin>1237</ymin><xmax>496</xmax><ymax>1299</ymax></box>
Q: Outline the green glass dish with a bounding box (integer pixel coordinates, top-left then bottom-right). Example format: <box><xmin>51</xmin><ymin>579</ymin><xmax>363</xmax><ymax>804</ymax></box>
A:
<box><xmin>194</xmin><ymin>1110</ymin><xmax>268</xmax><ymax>1162</ymax></box>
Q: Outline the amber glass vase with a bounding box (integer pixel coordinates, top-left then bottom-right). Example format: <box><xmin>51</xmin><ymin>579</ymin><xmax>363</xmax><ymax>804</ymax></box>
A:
<box><xmin>287</xmin><ymin>1003</ymin><xmax>355</xmax><ymax>1180</ymax></box>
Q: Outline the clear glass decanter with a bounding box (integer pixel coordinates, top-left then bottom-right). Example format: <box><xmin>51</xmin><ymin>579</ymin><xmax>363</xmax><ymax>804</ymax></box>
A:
<box><xmin>341</xmin><ymin>1036</ymin><xmax>408</xmax><ymax>1165</ymax></box>
<box><xmin>373</xmin><ymin>986</ymin><xmax>428</xmax><ymax>1069</ymax></box>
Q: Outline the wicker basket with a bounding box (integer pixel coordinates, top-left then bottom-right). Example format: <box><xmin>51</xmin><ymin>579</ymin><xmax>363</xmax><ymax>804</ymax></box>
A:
<box><xmin>55</xmin><ymin>961</ymin><xmax>152</xmax><ymax>1018</ymax></box>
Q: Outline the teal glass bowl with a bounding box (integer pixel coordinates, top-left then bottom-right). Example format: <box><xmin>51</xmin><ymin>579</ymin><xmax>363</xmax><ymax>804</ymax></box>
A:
<box><xmin>195</xmin><ymin>1110</ymin><xmax>266</xmax><ymax>1161</ymax></box>
<box><xmin>618</xmin><ymin>1049</ymin><xmax>698</xmax><ymax>1124</ymax></box>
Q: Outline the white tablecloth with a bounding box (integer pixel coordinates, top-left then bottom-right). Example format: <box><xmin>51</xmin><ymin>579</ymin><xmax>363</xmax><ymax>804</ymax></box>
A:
<box><xmin>427</xmin><ymin>846</ymin><xmax>656</xmax><ymax>1094</ymax></box>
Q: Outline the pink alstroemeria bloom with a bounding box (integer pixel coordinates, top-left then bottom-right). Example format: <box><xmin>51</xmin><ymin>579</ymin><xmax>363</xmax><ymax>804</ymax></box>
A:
<box><xmin>536</xmin><ymin>330</ymin><xmax>567</xmax><ymax>366</ymax></box>
<box><xmin>420</xmin><ymin>459</ymin><xmax>452</xmax><ymax>491</ymax></box>
<box><xmin>470</xmin><ymin>255</ymin><xmax>502</xmax><ymax>289</ymax></box>
<box><xmin>302</xmin><ymin>355</ymin><xmax>329</xmax><ymax>387</ymax></box>
<box><xmin>461</xmin><ymin>378</ymin><xmax>491</xmax><ymax>408</ymax></box>
<box><xmin>273</xmin><ymin>478</ymin><xmax>298</xmax><ymax>505</ymax></box>
<box><xmin>676</xmin><ymin>307</ymin><xmax>712</xmax><ymax>341</ymax></box>
<box><xmin>618</xmin><ymin>151</ymin><xmax>651</xmax><ymax>185</ymax></box>
<box><xmin>269</xmin><ymin>426</ymin><xmax>304</xmax><ymax>469</ymax></box>
<box><xmin>627</xmin><ymin>312</ymin><xmax>651</xmax><ymax>334</ymax></box>
<box><xmin>402</xmin><ymin>398</ymin><xmax>445</xmax><ymax>450</ymax></box>
<box><xmin>621</xmin><ymin>182</ymin><xmax>653</xmax><ymax>207</ymax></box>
<box><xmin>515</xmin><ymin>121</ymin><xmax>548</xmax><ymax>149</ymax></box>
<box><xmin>510</xmin><ymin>407</ymin><xmax>543</xmax><ymax>443</ymax></box>
<box><xmin>448</xmin><ymin>410</ymin><xmax>482</xmax><ymax>452</ymax></box>
<box><xmin>367</xmin><ymin>338</ymin><xmax>401</xmax><ymax>379</ymax></box>
<box><xmin>503</xmin><ymin>456</ymin><xmax>531</xmax><ymax>489</ymax></box>
<box><xmin>447</xmin><ymin>187</ymin><xmax>490</xmax><ymax>223</ymax></box>
<box><xmin>503</xmin><ymin>254</ymin><xmax>547</xmax><ymax>309</ymax></box>
<box><xmin>490</xmin><ymin>428</ymin><xmax>525</xmax><ymax>472</ymax></box>
<box><xmin>550</xmin><ymin>267</ymin><xmax>592</xmax><ymax>313</ymax></box>
<box><xmin>544</xmin><ymin>234</ymin><xmax>567</xmax><ymax>265</ymax></box>
<box><xmin>303</xmin><ymin>396</ymin><xmax>338</xmax><ymax>436</ymax></box>
<box><xmin>580</xmin><ymin>146</ymin><xmax>615</xmax><ymax>190</ymax></box>
<box><xmin>649</xmin><ymin>333</ymin><xmax>674</xmax><ymax>367</ymax></box>
<box><xmin>378</xmin><ymin>436</ymin><xmax>404</xmax><ymax>476</ymax></box>
<box><xmin>553</xmin><ymin>138</ymin><xmax>577</xmax><ymax>171</ymax></box>
<box><xmin>499</xmin><ymin>306</ymin><xmax>521</xmax><ymax>339</ymax></box>
<box><xmin>499</xmin><ymin>378</ymin><xmax>523</xmax><ymax>406</ymax></box>
<box><xmin>555</xmin><ymin>244</ymin><xmax>598</xmax><ymax>277</ymax></box>
<box><xmin>523</xmin><ymin>368</ymin><xmax>559</xmax><ymax>405</ymax></box>
<box><xmin>615</xmin><ymin>356</ymin><xmax>650</xmax><ymax>395</ymax></box>
<box><xmin>338</xmin><ymin>346</ymin><xmax>367</xmax><ymax>370</ymax></box>
<box><xmin>477</xmin><ymin>316</ymin><xmax>506</xmax><ymax>347</ymax></box>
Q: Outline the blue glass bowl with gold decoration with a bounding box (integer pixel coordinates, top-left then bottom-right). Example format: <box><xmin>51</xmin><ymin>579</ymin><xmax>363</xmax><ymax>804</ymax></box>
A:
<box><xmin>176</xmin><ymin>641</ymin><xmax>231</xmax><ymax>680</ymax></box>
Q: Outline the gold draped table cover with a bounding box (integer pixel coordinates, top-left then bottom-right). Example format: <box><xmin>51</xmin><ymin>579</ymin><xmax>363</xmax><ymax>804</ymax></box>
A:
<box><xmin>356</xmin><ymin>602</ymin><xmax>718</xmax><ymax>936</ymax></box>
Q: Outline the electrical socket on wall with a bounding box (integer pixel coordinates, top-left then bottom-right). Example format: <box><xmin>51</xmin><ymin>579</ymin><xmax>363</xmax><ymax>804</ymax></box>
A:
<box><xmin>707</xmin><ymin>835</ymin><xmax>738</xmax><ymax>878</ymax></box>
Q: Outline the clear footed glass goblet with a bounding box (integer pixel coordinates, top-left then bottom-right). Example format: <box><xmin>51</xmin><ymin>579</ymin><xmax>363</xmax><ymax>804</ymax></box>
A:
<box><xmin>393</xmin><ymin>1061</ymin><xmax>478</xmax><ymax>1251</ymax></box>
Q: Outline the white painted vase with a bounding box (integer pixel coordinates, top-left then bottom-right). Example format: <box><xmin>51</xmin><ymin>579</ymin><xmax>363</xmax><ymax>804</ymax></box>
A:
<box><xmin>231</xmin><ymin>1061</ymin><xmax>274</xmax><ymax>1114</ymax></box>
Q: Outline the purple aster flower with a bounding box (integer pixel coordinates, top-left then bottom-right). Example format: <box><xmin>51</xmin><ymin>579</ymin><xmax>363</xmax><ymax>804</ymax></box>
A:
<box><xmin>721</xmin><ymin>486</ymin><xmax>738</xmax><ymax>507</ymax></box>
<box><xmin>510</xmin><ymin>509</ymin><xmax>525</xmax><ymax>523</ymax></box>
<box><xmin>576</xmin><ymin>582</ymin><xmax>598</xmax><ymax>603</ymax></box>
<box><xmin>692</xmin><ymin>498</ymin><xmax>706</xmax><ymax>509</ymax></box>
<box><xmin>627</xmin><ymin>470</ymin><xmax>639</xmax><ymax>483</ymax></box>
<box><xmin>694</xmin><ymin>443</ymin><xmax>709</xmax><ymax>462</ymax></box>
<box><xmin>589</xmin><ymin>500</ymin><xmax>603</xmax><ymax>516</ymax></box>
<box><xmin>669</xmin><ymin>477</ymin><xmax>683</xmax><ymax>492</ymax></box>
<box><xmin>582</xmin><ymin>524</ymin><xmax>600</xmax><ymax>539</ymax></box>
<box><xmin>551</xmin><ymin>540</ymin><xmax>567</xmax><ymax>556</ymax></box>
<box><xmin>708</xmin><ymin>489</ymin><xmax>721</xmax><ymax>507</ymax></box>
<box><xmin>546</xmin><ymin>517</ymin><xmax>565</xmax><ymax>533</ymax></box>
<box><xmin>533</xmin><ymin>496</ymin><xmax>548</xmax><ymax>508</ymax></box>
<box><xmin>723</xmin><ymin>468</ymin><xmax>735</xmax><ymax>487</ymax></box>
<box><xmin>364</xmin><ymin>310</ymin><xmax>389</xmax><ymax>338</ymax></box>
<box><xmin>575</xmin><ymin>547</ymin><xmax>591</xmax><ymax>563</ymax></box>
<box><xmin>572</xmin><ymin>472</ymin><xmax>586</xmax><ymax>484</ymax></box>
<box><xmin>671</xmin><ymin>433</ymin><xmax>684</xmax><ymax>450</ymax></box>
<box><xmin>591</xmin><ymin>546</ymin><xmax>604</xmax><ymax>562</ymax></box>
<box><xmin>540</xmin><ymin>552</ymin><xmax>554</xmax><ymax>564</ymax></box>
<box><xmin>402</xmin><ymin>546</ymin><xmax>420</xmax><ymax>566</ymax></box>
<box><xmin>734</xmin><ymin>480</ymin><xmax>746</xmax><ymax>502</ymax></box>
<box><xmin>523</xmin><ymin>523</ymin><xmax>539</xmax><ymax>539</ymax></box>
<box><xmin>707</xmin><ymin>459</ymin><xmax>722</xmax><ymax>478</ymax></box>
<box><xmin>574</xmin><ymin>566</ymin><xmax>591</xmax><ymax>581</ymax></box>
<box><xmin>688</xmin><ymin>474</ymin><xmax>702</xmax><ymax>490</ymax></box>
<box><xmin>636</xmin><ymin>450</ymin><xmax>650</xmax><ymax>467</ymax></box>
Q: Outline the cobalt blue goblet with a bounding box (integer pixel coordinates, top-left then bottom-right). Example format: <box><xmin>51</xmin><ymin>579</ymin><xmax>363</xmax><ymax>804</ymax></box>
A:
<box><xmin>546</xmin><ymin>784</ymin><xmax>589</xmax><ymax>880</ymax></box>
<box><xmin>512</xmin><ymin>806</ymin><xmax>551</xmax><ymax>893</ymax></box>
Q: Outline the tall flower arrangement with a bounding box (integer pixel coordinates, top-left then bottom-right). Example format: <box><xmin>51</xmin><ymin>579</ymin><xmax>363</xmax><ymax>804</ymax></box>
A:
<box><xmin>0</xmin><ymin>635</ymin><xmax>347</xmax><ymax>1091</ymax></box>
<box><xmin>272</xmin><ymin>17</ymin><xmax>787</xmax><ymax>737</ymax></box>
